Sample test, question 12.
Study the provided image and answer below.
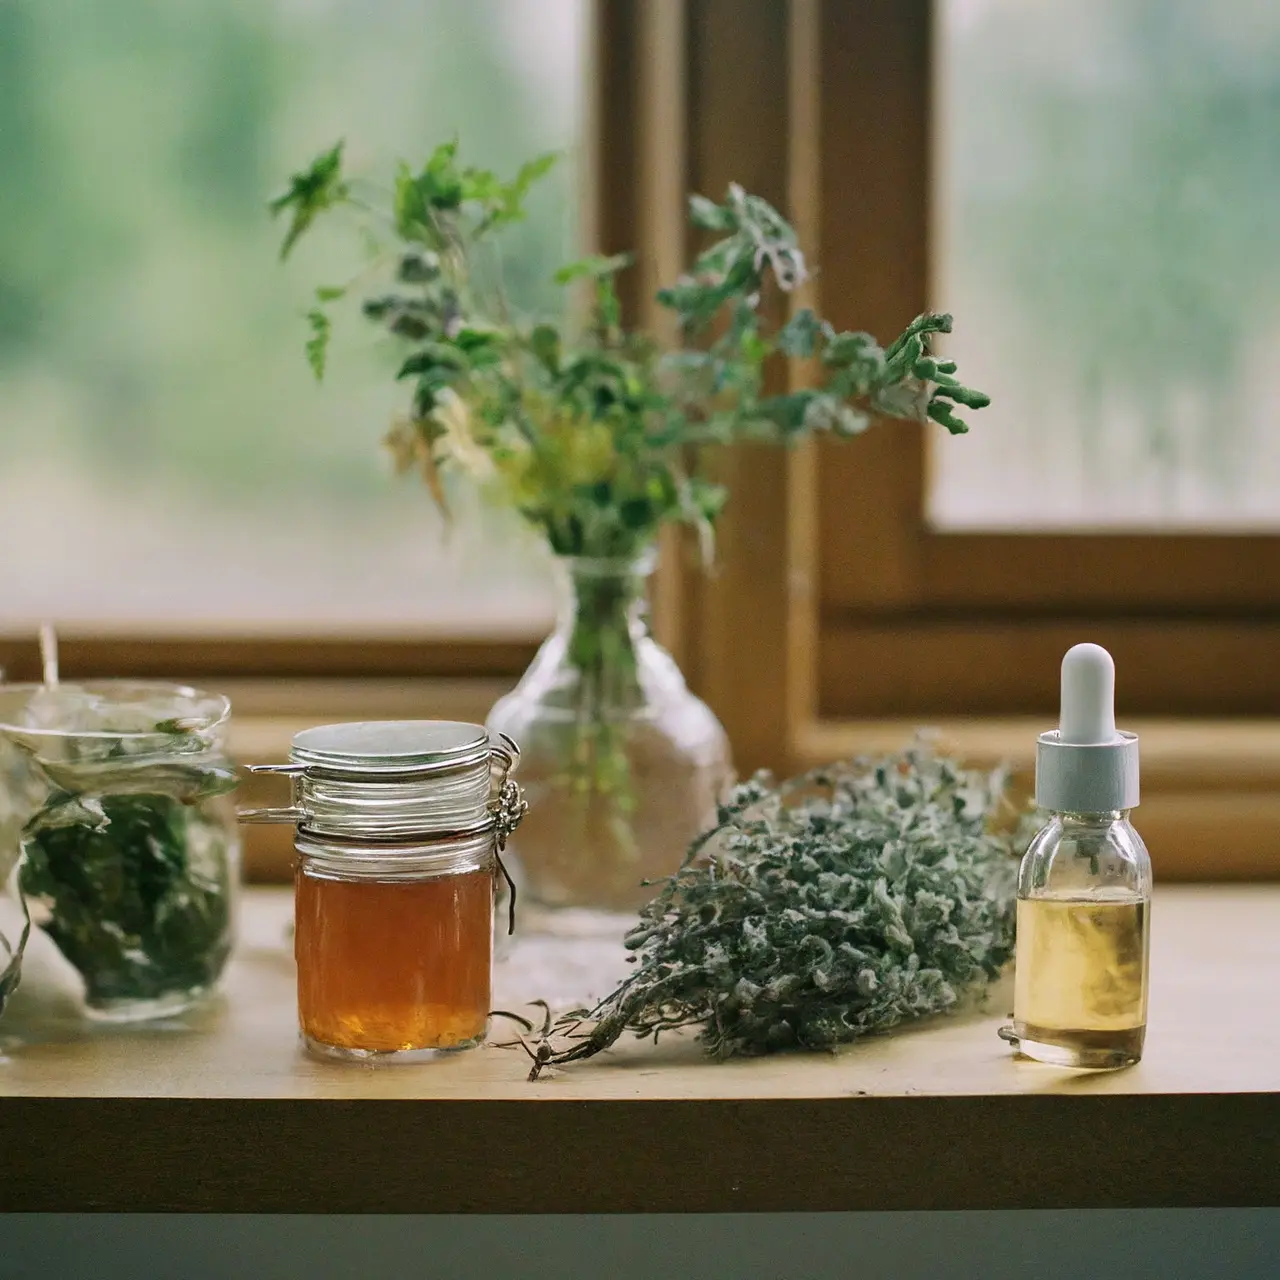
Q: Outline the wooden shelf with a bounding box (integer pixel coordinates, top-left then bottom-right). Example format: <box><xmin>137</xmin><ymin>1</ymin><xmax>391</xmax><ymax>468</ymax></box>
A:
<box><xmin>1</xmin><ymin>886</ymin><xmax>1278</xmax><ymax>1213</ymax></box>
<box><xmin>231</xmin><ymin>708</ymin><xmax>1280</xmax><ymax>882</ymax></box>
<box><xmin>796</xmin><ymin>719</ymin><xmax>1280</xmax><ymax>882</ymax></box>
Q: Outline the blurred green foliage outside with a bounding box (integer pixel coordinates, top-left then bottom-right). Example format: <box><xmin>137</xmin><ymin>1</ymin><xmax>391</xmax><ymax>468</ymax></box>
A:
<box><xmin>0</xmin><ymin>0</ymin><xmax>579</xmax><ymax>628</ymax></box>
<box><xmin>935</xmin><ymin>0</ymin><xmax>1280</xmax><ymax>528</ymax></box>
<box><xmin>4</xmin><ymin>0</ymin><xmax>1275</xmax><ymax>629</ymax></box>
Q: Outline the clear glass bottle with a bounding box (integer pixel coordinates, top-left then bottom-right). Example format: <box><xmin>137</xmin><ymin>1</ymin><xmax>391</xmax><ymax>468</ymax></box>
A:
<box><xmin>1014</xmin><ymin>810</ymin><xmax>1152</xmax><ymax>1068</ymax></box>
<box><xmin>1008</xmin><ymin>644</ymin><xmax>1152</xmax><ymax>1069</ymax></box>
<box><xmin>0</xmin><ymin>680</ymin><xmax>239</xmax><ymax>1022</ymax></box>
<box><xmin>486</xmin><ymin>551</ymin><xmax>732</xmax><ymax>912</ymax></box>
<box><xmin>242</xmin><ymin>720</ymin><xmax>525</xmax><ymax>1063</ymax></box>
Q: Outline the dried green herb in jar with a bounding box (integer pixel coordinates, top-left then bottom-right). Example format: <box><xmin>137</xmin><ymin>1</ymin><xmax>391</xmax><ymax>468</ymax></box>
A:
<box><xmin>0</xmin><ymin>682</ymin><xmax>239</xmax><ymax>1021</ymax></box>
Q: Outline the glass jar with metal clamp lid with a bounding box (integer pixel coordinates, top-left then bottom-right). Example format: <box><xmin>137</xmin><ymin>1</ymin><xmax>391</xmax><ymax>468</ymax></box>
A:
<box><xmin>240</xmin><ymin>720</ymin><xmax>526</xmax><ymax>1063</ymax></box>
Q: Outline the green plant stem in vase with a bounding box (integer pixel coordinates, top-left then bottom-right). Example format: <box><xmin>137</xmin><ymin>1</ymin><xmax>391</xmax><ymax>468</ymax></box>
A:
<box><xmin>555</xmin><ymin>556</ymin><xmax>652</xmax><ymax>822</ymax></box>
<box><xmin>487</xmin><ymin>552</ymin><xmax>730</xmax><ymax>910</ymax></box>
<box><xmin>271</xmin><ymin>139</ymin><xmax>989</xmax><ymax>911</ymax></box>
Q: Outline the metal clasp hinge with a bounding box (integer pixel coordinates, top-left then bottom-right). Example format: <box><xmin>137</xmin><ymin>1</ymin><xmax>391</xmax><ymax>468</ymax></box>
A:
<box><xmin>488</xmin><ymin>733</ymin><xmax>527</xmax><ymax>935</ymax></box>
<box><xmin>237</xmin><ymin>762</ymin><xmax>306</xmax><ymax>824</ymax></box>
<box><xmin>488</xmin><ymin>732</ymin><xmax>528</xmax><ymax>850</ymax></box>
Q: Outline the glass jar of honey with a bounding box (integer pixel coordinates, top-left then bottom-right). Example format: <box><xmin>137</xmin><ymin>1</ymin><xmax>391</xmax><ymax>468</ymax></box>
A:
<box><xmin>241</xmin><ymin>721</ymin><xmax>525</xmax><ymax>1063</ymax></box>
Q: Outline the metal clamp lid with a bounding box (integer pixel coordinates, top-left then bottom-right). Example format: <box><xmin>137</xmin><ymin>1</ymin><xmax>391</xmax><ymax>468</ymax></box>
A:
<box><xmin>239</xmin><ymin>730</ymin><xmax>526</xmax><ymax>832</ymax></box>
<box><xmin>237</xmin><ymin>723</ymin><xmax>527</xmax><ymax>933</ymax></box>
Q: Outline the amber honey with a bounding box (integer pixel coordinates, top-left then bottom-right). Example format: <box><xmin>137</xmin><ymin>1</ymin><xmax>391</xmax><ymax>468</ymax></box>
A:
<box><xmin>295</xmin><ymin>867</ymin><xmax>494</xmax><ymax>1056</ymax></box>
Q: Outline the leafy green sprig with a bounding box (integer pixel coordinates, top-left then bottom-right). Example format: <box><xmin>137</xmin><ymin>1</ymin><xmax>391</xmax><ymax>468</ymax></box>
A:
<box><xmin>655</xmin><ymin>185</ymin><xmax>987</xmax><ymax>441</ymax></box>
<box><xmin>271</xmin><ymin>141</ymin><xmax>990</xmax><ymax>560</ymax></box>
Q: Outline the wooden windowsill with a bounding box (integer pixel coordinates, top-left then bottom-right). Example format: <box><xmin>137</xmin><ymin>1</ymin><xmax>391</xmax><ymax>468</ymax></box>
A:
<box><xmin>795</xmin><ymin>718</ymin><xmax>1280</xmax><ymax>882</ymax></box>
<box><xmin>227</xmin><ymin>691</ymin><xmax>1280</xmax><ymax>881</ymax></box>
<box><xmin>221</xmin><ymin>688</ymin><xmax>1280</xmax><ymax>788</ymax></box>
<box><xmin>793</xmin><ymin>717</ymin><xmax>1280</xmax><ymax>789</ymax></box>
<box><xmin>0</xmin><ymin>885</ymin><xmax>1277</xmax><ymax>1212</ymax></box>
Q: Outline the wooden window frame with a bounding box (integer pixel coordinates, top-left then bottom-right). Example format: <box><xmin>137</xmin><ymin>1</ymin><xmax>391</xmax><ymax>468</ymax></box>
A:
<box><xmin>5</xmin><ymin>1</ymin><xmax>1276</xmax><ymax>879</ymax></box>
<box><xmin>0</xmin><ymin>637</ymin><xmax>537</xmax><ymax>684</ymax></box>
<box><xmin>810</xmin><ymin>2</ymin><xmax>1280</xmax><ymax>722</ymax></box>
<box><xmin>599</xmin><ymin>0</ymin><xmax>1280</xmax><ymax>879</ymax></box>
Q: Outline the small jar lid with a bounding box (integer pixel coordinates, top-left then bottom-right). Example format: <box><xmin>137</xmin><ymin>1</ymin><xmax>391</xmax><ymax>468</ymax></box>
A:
<box><xmin>290</xmin><ymin>720</ymin><xmax>492</xmax><ymax>776</ymax></box>
<box><xmin>240</xmin><ymin>720</ymin><xmax>525</xmax><ymax>851</ymax></box>
<box><xmin>240</xmin><ymin>721</ymin><xmax>526</xmax><ymax>919</ymax></box>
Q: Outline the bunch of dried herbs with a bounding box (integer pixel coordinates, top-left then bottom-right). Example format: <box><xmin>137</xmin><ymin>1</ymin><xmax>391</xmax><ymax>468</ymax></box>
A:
<box><xmin>527</xmin><ymin>748</ymin><xmax>1029</xmax><ymax>1075</ymax></box>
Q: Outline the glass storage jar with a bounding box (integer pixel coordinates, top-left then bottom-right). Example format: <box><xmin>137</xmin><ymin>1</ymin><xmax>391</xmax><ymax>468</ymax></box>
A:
<box><xmin>0</xmin><ymin>681</ymin><xmax>239</xmax><ymax>1022</ymax></box>
<box><xmin>242</xmin><ymin>720</ymin><xmax>525</xmax><ymax>1063</ymax></box>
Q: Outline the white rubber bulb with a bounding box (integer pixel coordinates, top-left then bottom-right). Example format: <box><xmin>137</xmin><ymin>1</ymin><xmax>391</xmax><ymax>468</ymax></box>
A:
<box><xmin>1059</xmin><ymin>642</ymin><xmax>1117</xmax><ymax>745</ymax></box>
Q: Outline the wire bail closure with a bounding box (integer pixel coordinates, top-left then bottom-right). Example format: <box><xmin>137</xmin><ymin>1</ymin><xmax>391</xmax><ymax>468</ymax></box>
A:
<box><xmin>237</xmin><ymin>762</ymin><xmax>305</xmax><ymax>825</ymax></box>
<box><xmin>236</xmin><ymin>727</ymin><xmax>527</xmax><ymax>934</ymax></box>
<box><xmin>487</xmin><ymin>731</ymin><xmax>528</xmax><ymax>850</ymax></box>
<box><xmin>486</xmin><ymin>733</ymin><xmax>527</xmax><ymax>935</ymax></box>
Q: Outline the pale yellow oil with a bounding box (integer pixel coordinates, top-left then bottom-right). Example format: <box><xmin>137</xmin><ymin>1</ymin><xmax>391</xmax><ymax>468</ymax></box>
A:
<box><xmin>1013</xmin><ymin>892</ymin><xmax>1149</xmax><ymax>1068</ymax></box>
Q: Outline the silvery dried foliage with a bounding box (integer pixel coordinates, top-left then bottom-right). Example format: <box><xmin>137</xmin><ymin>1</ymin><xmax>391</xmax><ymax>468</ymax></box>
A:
<box><xmin>533</xmin><ymin>748</ymin><xmax>1029</xmax><ymax>1073</ymax></box>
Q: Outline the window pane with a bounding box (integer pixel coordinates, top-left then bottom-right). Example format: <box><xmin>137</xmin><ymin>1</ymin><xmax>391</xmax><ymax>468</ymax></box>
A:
<box><xmin>931</xmin><ymin>0</ymin><xmax>1280</xmax><ymax>530</ymax></box>
<box><xmin>0</xmin><ymin>0</ymin><xmax>580</xmax><ymax>632</ymax></box>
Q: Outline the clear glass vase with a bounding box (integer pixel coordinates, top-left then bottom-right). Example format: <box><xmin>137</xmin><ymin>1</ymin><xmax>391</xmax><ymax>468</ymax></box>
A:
<box><xmin>486</xmin><ymin>551</ymin><xmax>732</xmax><ymax>912</ymax></box>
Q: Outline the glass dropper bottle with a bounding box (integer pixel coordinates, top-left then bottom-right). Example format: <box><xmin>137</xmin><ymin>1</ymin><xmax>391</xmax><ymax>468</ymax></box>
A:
<box><xmin>1005</xmin><ymin>643</ymin><xmax>1152</xmax><ymax>1068</ymax></box>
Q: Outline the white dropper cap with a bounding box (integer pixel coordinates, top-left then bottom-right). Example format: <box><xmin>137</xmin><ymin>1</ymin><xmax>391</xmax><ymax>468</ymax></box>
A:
<box><xmin>1059</xmin><ymin>642</ymin><xmax>1116</xmax><ymax>744</ymax></box>
<box><xmin>1035</xmin><ymin>642</ymin><xmax>1139</xmax><ymax>813</ymax></box>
